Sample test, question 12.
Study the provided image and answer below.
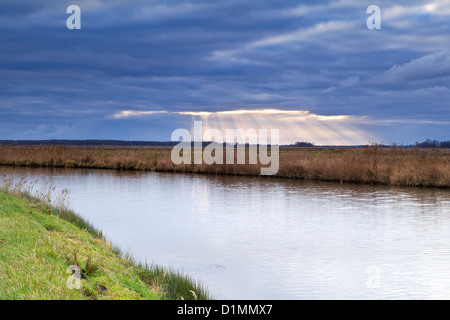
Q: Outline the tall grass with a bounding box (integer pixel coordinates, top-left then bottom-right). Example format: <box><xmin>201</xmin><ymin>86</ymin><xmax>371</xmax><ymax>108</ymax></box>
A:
<box><xmin>277</xmin><ymin>145</ymin><xmax>450</xmax><ymax>187</ymax></box>
<box><xmin>0</xmin><ymin>144</ymin><xmax>448</xmax><ymax>187</ymax></box>
<box><xmin>0</xmin><ymin>173</ymin><xmax>212</xmax><ymax>300</ymax></box>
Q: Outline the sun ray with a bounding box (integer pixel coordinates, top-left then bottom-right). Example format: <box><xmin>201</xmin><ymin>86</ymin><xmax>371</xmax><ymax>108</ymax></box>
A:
<box><xmin>179</xmin><ymin>108</ymin><xmax>374</xmax><ymax>145</ymax></box>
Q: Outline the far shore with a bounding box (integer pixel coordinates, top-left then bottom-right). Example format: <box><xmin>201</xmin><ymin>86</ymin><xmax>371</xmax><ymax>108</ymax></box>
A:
<box><xmin>0</xmin><ymin>144</ymin><xmax>449</xmax><ymax>188</ymax></box>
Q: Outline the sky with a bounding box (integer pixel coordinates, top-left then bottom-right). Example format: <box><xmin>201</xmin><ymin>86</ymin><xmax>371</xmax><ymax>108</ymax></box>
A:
<box><xmin>1</xmin><ymin>0</ymin><xmax>449</xmax><ymax>145</ymax></box>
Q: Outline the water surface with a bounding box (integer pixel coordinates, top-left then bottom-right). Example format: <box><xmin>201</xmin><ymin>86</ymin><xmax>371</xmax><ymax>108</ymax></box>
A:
<box><xmin>2</xmin><ymin>165</ymin><xmax>449</xmax><ymax>299</ymax></box>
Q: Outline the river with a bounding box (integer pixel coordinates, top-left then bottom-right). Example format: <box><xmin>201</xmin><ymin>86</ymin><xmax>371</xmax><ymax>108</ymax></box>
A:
<box><xmin>1</xmin><ymin>165</ymin><xmax>449</xmax><ymax>299</ymax></box>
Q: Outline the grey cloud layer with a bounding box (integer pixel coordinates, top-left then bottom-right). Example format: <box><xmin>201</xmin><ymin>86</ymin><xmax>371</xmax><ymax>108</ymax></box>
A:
<box><xmin>0</xmin><ymin>0</ymin><xmax>449</xmax><ymax>142</ymax></box>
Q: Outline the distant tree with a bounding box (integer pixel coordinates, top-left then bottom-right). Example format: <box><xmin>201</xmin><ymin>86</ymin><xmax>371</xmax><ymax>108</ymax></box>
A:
<box><xmin>0</xmin><ymin>140</ymin><xmax>180</xmax><ymax>147</ymax></box>
<box><xmin>441</xmin><ymin>141</ymin><xmax>450</xmax><ymax>148</ymax></box>
<box><xmin>415</xmin><ymin>139</ymin><xmax>450</xmax><ymax>148</ymax></box>
<box><xmin>292</xmin><ymin>142</ymin><xmax>315</xmax><ymax>147</ymax></box>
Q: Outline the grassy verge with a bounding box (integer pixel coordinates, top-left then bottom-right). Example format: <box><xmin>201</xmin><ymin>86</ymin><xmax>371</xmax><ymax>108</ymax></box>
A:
<box><xmin>0</xmin><ymin>183</ymin><xmax>211</xmax><ymax>300</ymax></box>
<box><xmin>0</xmin><ymin>144</ymin><xmax>449</xmax><ymax>187</ymax></box>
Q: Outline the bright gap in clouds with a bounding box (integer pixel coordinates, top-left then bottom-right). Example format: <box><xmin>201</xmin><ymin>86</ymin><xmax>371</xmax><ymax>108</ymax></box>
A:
<box><xmin>112</xmin><ymin>108</ymin><xmax>376</xmax><ymax>145</ymax></box>
<box><xmin>184</xmin><ymin>109</ymin><xmax>374</xmax><ymax>146</ymax></box>
<box><xmin>112</xmin><ymin>110</ymin><xmax>169</xmax><ymax>118</ymax></box>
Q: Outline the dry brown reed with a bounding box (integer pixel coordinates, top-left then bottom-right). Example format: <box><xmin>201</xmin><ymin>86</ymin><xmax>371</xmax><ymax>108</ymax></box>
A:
<box><xmin>0</xmin><ymin>144</ymin><xmax>448</xmax><ymax>187</ymax></box>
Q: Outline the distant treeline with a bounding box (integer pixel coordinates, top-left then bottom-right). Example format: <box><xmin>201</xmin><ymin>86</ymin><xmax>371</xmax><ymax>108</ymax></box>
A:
<box><xmin>0</xmin><ymin>140</ymin><xmax>179</xmax><ymax>147</ymax></box>
<box><xmin>0</xmin><ymin>140</ymin><xmax>274</xmax><ymax>147</ymax></box>
<box><xmin>0</xmin><ymin>139</ymin><xmax>312</xmax><ymax>147</ymax></box>
<box><xmin>287</xmin><ymin>142</ymin><xmax>315</xmax><ymax>147</ymax></box>
<box><xmin>0</xmin><ymin>139</ymin><xmax>448</xmax><ymax>148</ymax></box>
<box><xmin>414</xmin><ymin>139</ymin><xmax>450</xmax><ymax>149</ymax></box>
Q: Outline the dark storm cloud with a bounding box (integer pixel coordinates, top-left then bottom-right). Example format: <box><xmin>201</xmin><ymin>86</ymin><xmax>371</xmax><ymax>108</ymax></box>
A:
<box><xmin>0</xmin><ymin>0</ymin><xmax>449</xmax><ymax>143</ymax></box>
<box><xmin>381</xmin><ymin>51</ymin><xmax>450</xmax><ymax>82</ymax></box>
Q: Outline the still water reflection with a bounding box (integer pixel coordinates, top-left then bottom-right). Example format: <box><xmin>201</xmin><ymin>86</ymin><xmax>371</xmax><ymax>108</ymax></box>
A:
<box><xmin>2</xmin><ymin>166</ymin><xmax>449</xmax><ymax>299</ymax></box>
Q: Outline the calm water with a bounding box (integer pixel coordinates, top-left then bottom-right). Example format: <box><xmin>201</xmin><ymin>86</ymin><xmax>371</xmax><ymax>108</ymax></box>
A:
<box><xmin>2</xmin><ymin>165</ymin><xmax>450</xmax><ymax>299</ymax></box>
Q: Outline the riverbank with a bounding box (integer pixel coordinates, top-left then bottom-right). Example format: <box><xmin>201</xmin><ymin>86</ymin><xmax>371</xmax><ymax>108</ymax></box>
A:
<box><xmin>0</xmin><ymin>145</ymin><xmax>449</xmax><ymax>188</ymax></box>
<box><xmin>0</xmin><ymin>184</ymin><xmax>210</xmax><ymax>300</ymax></box>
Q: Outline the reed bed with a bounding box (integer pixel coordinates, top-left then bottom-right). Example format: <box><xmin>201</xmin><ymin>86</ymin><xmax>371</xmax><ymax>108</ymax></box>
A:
<box><xmin>0</xmin><ymin>144</ymin><xmax>448</xmax><ymax>187</ymax></box>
